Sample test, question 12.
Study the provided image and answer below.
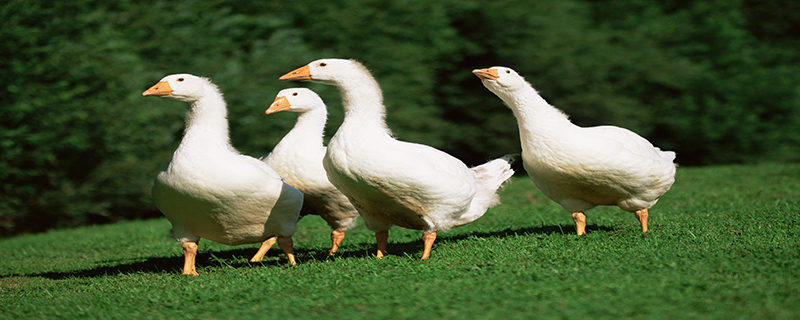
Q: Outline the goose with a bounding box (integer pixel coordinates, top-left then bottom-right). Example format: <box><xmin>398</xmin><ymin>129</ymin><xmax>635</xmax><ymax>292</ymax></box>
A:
<box><xmin>142</xmin><ymin>74</ymin><xmax>303</xmax><ymax>275</ymax></box>
<box><xmin>279</xmin><ymin>59</ymin><xmax>514</xmax><ymax>259</ymax></box>
<box><xmin>261</xmin><ymin>88</ymin><xmax>360</xmax><ymax>256</ymax></box>
<box><xmin>473</xmin><ymin>67</ymin><xmax>676</xmax><ymax>235</ymax></box>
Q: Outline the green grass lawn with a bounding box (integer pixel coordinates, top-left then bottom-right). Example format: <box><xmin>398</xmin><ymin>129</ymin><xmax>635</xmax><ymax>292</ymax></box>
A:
<box><xmin>2</xmin><ymin>163</ymin><xmax>799</xmax><ymax>319</ymax></box>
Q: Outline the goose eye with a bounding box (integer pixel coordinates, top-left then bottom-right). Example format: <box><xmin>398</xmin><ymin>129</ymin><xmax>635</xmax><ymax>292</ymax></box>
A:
<box><xmin>177</xmin><ymin>78</ymin><xmax>185</xmax><ymax>82</ymax></box>
<box><xmin>292</xmin><ymin>92</ymin><xmax>298</xmax><ymax>96</ymax></box>
<box><xmin>319</xmin><ymin>62</ymin><xmax>327</xmax><ymax>67</ymax></box>
<box><xmin>505</xmin><ymin>70</ymin><xmax>511</xmax><ymax>74</ymax></box>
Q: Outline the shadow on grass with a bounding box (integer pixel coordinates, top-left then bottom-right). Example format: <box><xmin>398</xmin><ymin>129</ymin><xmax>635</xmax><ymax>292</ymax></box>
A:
<box><xmin>378</xmin><ymin>223</ymin><xmax>616</xmax><ymax>260</ymax></box>
<box><xmin>4</xmin><ymin>223</ymin><xmax>613</xmax><ymax>280</ymax></box>
<box><xmin>2</xmin><ymin>247</ymin><xmax>314</xmax><ymax>280</ymax></box>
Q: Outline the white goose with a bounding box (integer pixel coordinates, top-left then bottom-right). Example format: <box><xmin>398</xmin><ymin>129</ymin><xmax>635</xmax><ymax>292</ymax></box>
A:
<box><xmin>142</xmin><ymin>74</ymin><xmax>303</xmax><ymax>275</ymax></box>
<box><xmin>473</xmin><ymin>67</ymin><xmax>676</xmax><ymax>235</ymax></box>
<box><xmin>280</xmin><ymin>59</ymin><xmax>514</xmax><ymax>259</ymax></box>
<box><xmin>261</xmin><ymin>88</ymin><xmax>360</xmax><ymax>256</ymax></box>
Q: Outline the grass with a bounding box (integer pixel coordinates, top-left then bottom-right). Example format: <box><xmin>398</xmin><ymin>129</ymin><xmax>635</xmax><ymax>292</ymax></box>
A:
<box><xmin>2</xmin><ymin>163</ymin><xmax>799</xmax><ymax>319</ymax></box>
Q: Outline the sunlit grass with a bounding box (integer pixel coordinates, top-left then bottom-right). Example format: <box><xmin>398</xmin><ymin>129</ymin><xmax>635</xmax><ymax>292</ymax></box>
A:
<box><xmin>2</xmin><ymin>163</ymin><xmax>799</xmax><ymax>319</ymax></box>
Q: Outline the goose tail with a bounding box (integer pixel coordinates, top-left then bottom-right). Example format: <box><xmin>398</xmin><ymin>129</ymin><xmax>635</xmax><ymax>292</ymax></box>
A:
<box><xmin>454</xmin><ymin>155</ymin><xmax>515</xmax><ymax>226</ymax></box>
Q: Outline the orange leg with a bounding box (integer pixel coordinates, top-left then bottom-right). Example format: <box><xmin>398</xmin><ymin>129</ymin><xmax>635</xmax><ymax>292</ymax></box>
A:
<box><xmin>375</xmin><ymin>231</ymin><xmax>389</xmax><ymax>259</ymax></box>
<box><xmin>571</xmin><ymin>212</ymin><xmax>587</xmax><ymax>236</ymax></box>
<box><xmin>421</xmin><ymin>231</ymin><xmax>437</xmax><ymax>260</ymax></box>
<box><xmin>249</xmin><ymin>236</ymin><xmax>277</xmax><ymax>262</ymax></box>
<box><xmin>329</xmin><ymin>230</ymin><xmax>346</xmax><ymax>256</ymax></box>
<box><xmin>277</xmin><ymin>236</ymin><xmax>297</xmax><ymax>266</ymax></box>
<box><xmin>181</xmin><ymin>241</ymin><xmax>199</xmax><ymax>276</ymax></box>
<box><xmin>635</xmin><ymin>208</ymin><xmax>649</xmax><ymax>233</ymax></box>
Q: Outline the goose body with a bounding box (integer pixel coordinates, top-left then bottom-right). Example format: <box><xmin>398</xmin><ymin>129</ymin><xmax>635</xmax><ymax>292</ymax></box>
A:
<box><xmin>262</xmin><ymin>88</ymin><xmax>360</xmax><ymax>255</ymax></box>
<box><xmin>280</xmin><ymin>59</ymin><xmax>514</xmax><ymax>259</ymax></box>
<box><xmin>142</xmin><ymin>74</ymin><xmax>303</xmax><ymax>275</ymax></box>
<box><xmin>473</xmin><ymin>67</ymin><xmax>676</xmax><ymax>235</ymax></box>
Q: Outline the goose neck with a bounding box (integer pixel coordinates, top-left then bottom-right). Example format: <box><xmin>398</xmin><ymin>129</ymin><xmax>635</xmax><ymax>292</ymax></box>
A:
<box><xmin>182</xmin><ymin>91</ymin><xmax>233</xmax><ymax>148</ymax></box>
<box><xmin>504</xmin><ymin>87</ymin><xmax>564</xmax><ymax>125</ymax></box>
<box><xmin>285</xmin><ymin>109</ymin><xmax>327</xmax><ymax>145</ymax></box>
<box><xmin>335</xmin><ymin>75</ymin><xmax>391</xmax><ymax>132</ymax></box>
<box><xmin>502</xmin><ymin>86</ymin><xmax>574</xmax><ymax>149</ymax></box>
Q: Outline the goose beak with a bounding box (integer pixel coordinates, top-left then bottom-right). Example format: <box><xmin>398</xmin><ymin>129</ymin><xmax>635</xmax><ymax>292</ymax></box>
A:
<box><xmin>279</xmin><ymin>66</ymin><xmax>312</xmax><ymax>81</ymax></box>
<box><xmin>142</xmin><ymin>81</ymin><xmax>173</xmax><ymax>97</ymax></box>
<box><xmin>266</xmin><ymin>96</ymin><xmax>291</xmax><ymax>114</ymax></box>
<box><xmin>472</xmin><ymin>68</ymin><xmax>499</xmax><ymax>81</ymax></box>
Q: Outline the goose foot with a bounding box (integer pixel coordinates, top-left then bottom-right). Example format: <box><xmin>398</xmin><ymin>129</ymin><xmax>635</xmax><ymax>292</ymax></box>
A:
<box><xmin>421</xmin><ymin>231</ymin><xmax>437</xmax><ymax>260</ymax></box>
<box><xmin>329</xmin><ymin>230</ymin><xmax>346</xmax><ymax>256</ymax></box>
<box><xmin>277</xmin><ymin>236</ymin><xmax>297</xmax><ymax>266</ymax></box>
<box><xmin>571</xmin><ymin>212</ymin><xmax>587</xmax><ymax>236</ymax></box>
<box><xmin>181</xmin><ymin>241</ymin><xmax>199</xmax><ymax>276</ymax></box>
<box><xmin>375</xmin><ymin>231</ymin><xmax>389</xmax><ymax>259</ymax></box>
<box><xmin>635</xmin><ymin>208</ymin><xmax>649</xmax><ymax>233</ymax></box>
<box><xmin>249</xmin><ymin>237</ymin><xmax>277</xmax><ymax>262</ymax></box>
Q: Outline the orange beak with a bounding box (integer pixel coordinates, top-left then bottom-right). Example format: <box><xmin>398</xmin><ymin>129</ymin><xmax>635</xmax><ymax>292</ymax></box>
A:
<box><xmin>472</xmin><ymin>68</ymin><xmax>499</xmax><ymax>81</ymax></box>
<box><xmin>266</xmin><ymin>96</ymin><xmax>291</xmax><ymax>114</ymax></box>
<box><xmin>279</xmin><ymin>65</ymin><xmax>312</xmax><ymax>81</ymax></box>
<box><xmin>142</xmin><ymin>81</ymin><xmax>173</xmax><ymax>97</ymax></box>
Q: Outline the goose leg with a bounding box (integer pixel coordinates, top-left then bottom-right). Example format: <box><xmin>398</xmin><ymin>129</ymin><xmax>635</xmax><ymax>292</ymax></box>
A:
<box><xmin>421</xmin><ymin>231</ymin><xmax>437</xmax><ymax>260</ymax></box>
<box><xmin>249</xmin><ymin>236</ymin><xmax>277</xmax><ymax>262</ymax></box>
<box><xmin>635</xmin><ymin>208</ymin><xmax>649</xmax><ymax>233</ymax></box>
<box><xmin>375</xmin><ymin>231</ymin><xmax>389</xmax><ymax>259</ymax></box>
<box><xmin>329</xmin><ymin>230</ymin><xmax>346</xmax><ymax>256</ymax></box>
<box><xmin>277</xmin><ymin>236</ymin><xmax>297</xmax><ymax>266</ymax></box>
<box><xmin>571</xmin><ymin>212</ymin><xmax>587</xmax><ymax>236</ymax></box>
<box><xmin>181</xmin><ymin>241</ymin><xmax>199</xmax><ymax>276</ymax></box>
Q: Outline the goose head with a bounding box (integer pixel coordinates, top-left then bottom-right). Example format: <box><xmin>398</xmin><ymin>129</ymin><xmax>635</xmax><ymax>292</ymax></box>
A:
<box><xmin>279</xmin><ymin>59</ymin><xmax>369</xmax><ymax>85</ymax></box>
<box><xmin>472</xmin><ymin>67</ymin><xmax>530</xmax><ymax>97</ymax></box>
<box><xmin>266</xmin><ymin>88</ymin><xmax>326</xmax><ymax>114</ymax></box>
<box><xmin>142</xmin><ymin>74</ymin><xmax>213</xmax><ymax>103</ymax></box>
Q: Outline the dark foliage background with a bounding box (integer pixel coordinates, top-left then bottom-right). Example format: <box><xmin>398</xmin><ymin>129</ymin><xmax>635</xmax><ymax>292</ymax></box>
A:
<box><xmin>2</xmin><ymin>0</ymin><xmax>798</xmax><ymax>236</ymax></box>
